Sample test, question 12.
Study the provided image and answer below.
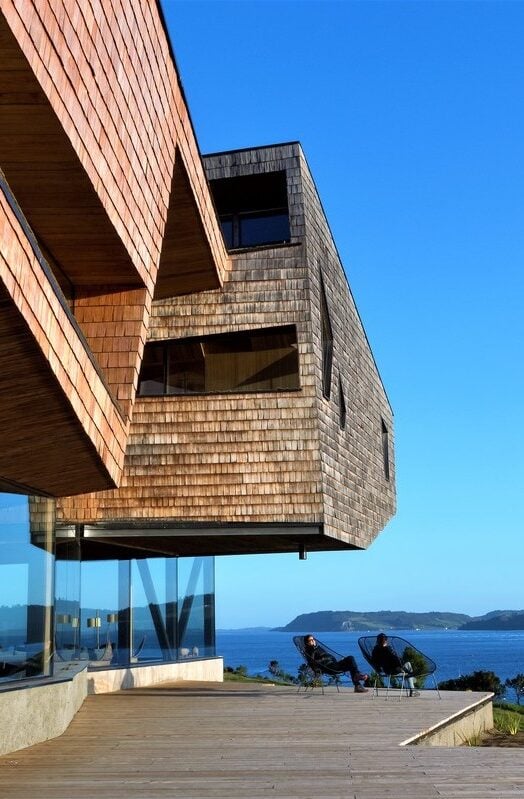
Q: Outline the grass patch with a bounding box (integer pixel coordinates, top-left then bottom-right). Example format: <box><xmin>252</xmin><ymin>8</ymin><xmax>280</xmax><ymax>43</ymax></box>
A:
<box><xmin>494</xmin><ymin>700</ymin><xmax>524</xmax><ymax>716</ymax></box>
<box><xmin>493</xmin><ymin>706</ymin><xmax>524</xmax><ymax>735</ymax></box>
<box><xmin>223</xmin><ymin>672</ymin><xmax>276</xmax><ymax>684</ymax></box>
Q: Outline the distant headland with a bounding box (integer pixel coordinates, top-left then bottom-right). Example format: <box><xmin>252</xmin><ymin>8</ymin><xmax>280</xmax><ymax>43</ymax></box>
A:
<box><xmin>273</xmin><ymin>609</ymin><xmax>524</xmax><ymax>632</ymax></box>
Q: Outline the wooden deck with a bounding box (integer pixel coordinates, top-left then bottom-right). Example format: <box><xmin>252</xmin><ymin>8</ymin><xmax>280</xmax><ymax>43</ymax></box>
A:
<box><xmin>0</xmin><ymin>681</ymin><xmax>523</xmax><ymax>798</ymax></box>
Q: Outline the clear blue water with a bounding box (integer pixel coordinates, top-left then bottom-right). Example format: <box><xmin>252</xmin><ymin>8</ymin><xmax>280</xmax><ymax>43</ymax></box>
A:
<box><xmin>216</xmin><ymin>628</ymin><xmax>524</xmax><ymax>691</ymax></box>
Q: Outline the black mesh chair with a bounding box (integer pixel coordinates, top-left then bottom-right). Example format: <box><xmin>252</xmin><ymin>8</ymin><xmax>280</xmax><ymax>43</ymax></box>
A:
<box><xmin>293</xmin><ymin>635</ymin><xmax>353</xmax><ymax>693</ymax></box>
<box><xmin>358</xmin><ymin>635</ymin><xmax>441</xmax><ymax>700</ymax></box>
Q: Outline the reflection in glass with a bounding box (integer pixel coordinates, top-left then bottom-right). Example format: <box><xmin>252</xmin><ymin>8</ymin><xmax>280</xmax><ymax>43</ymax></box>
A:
<box><xmin>0</xmin><ymin>493</ymin><xmax>55</xmax><ymax>683</ymax></box>
<box><xmin>77</xmin><ymin>553</ymin><xmax>214</xmax><ymax>667</ymax></box>
<box><xmin>239</xmin><ymin>211</ymin><xmax>290</xmax><ymax>247</ymax></box>
<box><xmin>80</xmin><ymin>560</ymin><xmax>121</xmax><ymax>668</ymax></box>
<box><xmin>131</xmin><ymin>557</ymin><xmax>174</xmax><ymax>663</ymax></box>
<box><xmin>54</xmin><ymin>537</ymin><xmax>80</xmax><ymax>664</ymax></box>
<box><xmin>178</xmin><ymin>557</ymin><xmax>215</xmax><ymax>658</ymax></box>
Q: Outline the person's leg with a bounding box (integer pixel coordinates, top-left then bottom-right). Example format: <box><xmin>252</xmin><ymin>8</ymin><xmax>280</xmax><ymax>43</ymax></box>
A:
<box><xmin>335</xmin><ymin>655</ymin><xmax>358</xmax><ymax>679</ymax></box>
<box><xmin>403</xmin><ymin>661</ymin><xmax>419</xmax><ymax>696</ymax></box>
<box><xmin>335</xmin><ymin>656</ymin><xmax>368</xmax><ymax>690</ymax></box>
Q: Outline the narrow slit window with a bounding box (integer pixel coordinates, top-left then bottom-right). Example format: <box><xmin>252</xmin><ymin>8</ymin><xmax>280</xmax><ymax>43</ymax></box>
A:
<box><xmin>320</xmin><ymin>272</ymin><xmax>334</xmax><ymax>399</ymax></box>
<box><xmin>338</xmin><ymin>376</ymin><xmax>347</xmax><ymax>429</ymax></box>
<box><xmin>381</xmin><ymin>418</ymin><xmax>390</xmax><ymax>480</ymax></box>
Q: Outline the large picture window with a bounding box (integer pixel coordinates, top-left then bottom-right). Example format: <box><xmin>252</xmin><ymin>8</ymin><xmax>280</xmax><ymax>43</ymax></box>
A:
<box><xmin>138</xmin><ymin>326</ymin><xmax>300</xmax><ymax>396</ymax></box>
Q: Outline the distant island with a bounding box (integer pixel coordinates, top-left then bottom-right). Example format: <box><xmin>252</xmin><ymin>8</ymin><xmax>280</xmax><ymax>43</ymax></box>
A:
<box><xmin>273</xmin><ymin>609</ymin><xmax>524</xmax><ymax>632</ymax></box>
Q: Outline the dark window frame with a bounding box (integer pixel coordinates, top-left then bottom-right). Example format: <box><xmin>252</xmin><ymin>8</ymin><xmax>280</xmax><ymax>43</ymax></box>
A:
<box><xmin>220</xmin><ymin>207</ymin><xmax>291</xmax><ymax>249</ymax></box>
<box><xmin>210</xmin><ymin>170</ymin><xmax>291</xmax><ymax>251</ymax></box>
<box><xmin>138</xmin><ymin>325</ymin><xmax>301</xmax><ymax>397</ymax></box>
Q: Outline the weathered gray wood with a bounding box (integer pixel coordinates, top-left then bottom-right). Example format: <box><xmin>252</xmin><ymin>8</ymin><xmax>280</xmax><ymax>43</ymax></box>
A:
<box><xmin>0</xmin><ymin>682</ymin><xmax>522</xmax><ymax>798</ymax></box>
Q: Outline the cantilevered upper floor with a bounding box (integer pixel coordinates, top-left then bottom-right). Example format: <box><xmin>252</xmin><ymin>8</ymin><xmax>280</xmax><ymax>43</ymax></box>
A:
<box><xmin>59</xmin><ymin>143</ymin><xmax>396</xmax><ymax>556</ymax></box>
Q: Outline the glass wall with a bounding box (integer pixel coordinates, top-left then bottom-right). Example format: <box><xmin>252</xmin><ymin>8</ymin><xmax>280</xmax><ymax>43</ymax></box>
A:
<box><xmin>0</xmin><ymin>499</ymin><xmax>215</xmax><ymax>683</ymax></box>
<box><xmin>178</xmin><ymin>557</ymin><xmax>215</xmax><ymax>658</ymax></box>
<box><xmin>54</xmin><ymin>537</ymin><xmax>81</xmax><ymax>662</ymax></box>
<box><xmin>61</xmin><ymin>548</ymin><xmax>215</xmax><ymax>669</ymax></box>
<box><xmin>0</xmin><ymin>493</ymin><xmax>55</xmax><ymax>683</ymax></box>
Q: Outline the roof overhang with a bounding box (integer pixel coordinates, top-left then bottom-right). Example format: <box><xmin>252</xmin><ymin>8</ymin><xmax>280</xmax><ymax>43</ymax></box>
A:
<box><xmin>55</xmin><ymin>522</ymin><xmax>360</xmax><ymax>559</ymax></box>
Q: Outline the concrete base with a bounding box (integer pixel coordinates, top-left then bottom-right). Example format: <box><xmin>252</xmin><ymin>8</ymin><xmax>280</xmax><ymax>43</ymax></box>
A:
<box><xmin>0</xmin><ymin>669</ymin><xmax>87</xmax><ymax>757</ymax></box>
<box><xmin>0</xmin><ymin>657</ymin><xmax>223</xmax><ymax>755</ymax></box>
<box><xmin>403</xmin><ymin>694</ymin><xmax>494</xmax><ymax>746</ymax></box>
<box><xmin>87</xmin><ymin>657</ymin><xmax>224</xmax><ymax>694</ymax></box>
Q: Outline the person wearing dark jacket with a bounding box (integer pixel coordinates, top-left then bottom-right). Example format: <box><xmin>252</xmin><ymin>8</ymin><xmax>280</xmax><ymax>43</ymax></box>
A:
<box><xmin>303</xmin><ymin>634</ymin><xmax>368</xmax><ymax>693</ymax></box>
<box><xmin>371</xmin><ymin>632</ymin><xmax>419</xmax><ymax>696</ymax></box>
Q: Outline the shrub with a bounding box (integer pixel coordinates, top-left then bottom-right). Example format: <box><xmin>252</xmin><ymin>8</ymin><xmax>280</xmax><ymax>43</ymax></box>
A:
<box><xmin>438</xmin><ymin>670</ymin><xmax>504</xmax><ymax>696</ymax></box>
<box><xmin>505</xmin><ymin>674</ymin><xmax>524</xmax><ymax>705</ymax></box>
<box><xmin>268</xmin><ymin>660</ymin><xmax>296</xmax><ymax>684</ymax></box>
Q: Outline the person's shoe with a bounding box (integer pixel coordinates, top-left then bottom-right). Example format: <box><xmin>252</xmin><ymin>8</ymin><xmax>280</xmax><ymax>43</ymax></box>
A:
<box><xmin>409</xmin><ymin>690</ymin><xmax>420</xmax><ymax>697</ymax></box>
<box><xmin>354</xmin><ymin>685</ymin><xmax>369</xmax><ymax>693</ymax></box>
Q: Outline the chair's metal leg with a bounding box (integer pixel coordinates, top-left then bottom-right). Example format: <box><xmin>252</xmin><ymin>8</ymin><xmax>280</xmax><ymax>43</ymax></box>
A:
<box><xmin>432</xmin><ymin>673</ymin><xmax>441</xmax><ymax>698</ymax></box>
<box><xmin>372</xmin><ymin>675</ymin><xmax>379</xmax><ymax>699</ymax></box>
<box><xmin>385</xmin><ymin>674</ymin><xmax>391</xmax><ymax>700</ymax></box>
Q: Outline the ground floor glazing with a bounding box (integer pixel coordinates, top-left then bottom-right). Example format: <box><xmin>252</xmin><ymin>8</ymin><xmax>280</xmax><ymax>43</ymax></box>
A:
<box><xmin>0</xmin><ymin>493</ymin><xmax>215</xmax><ymax>684</ymax></box>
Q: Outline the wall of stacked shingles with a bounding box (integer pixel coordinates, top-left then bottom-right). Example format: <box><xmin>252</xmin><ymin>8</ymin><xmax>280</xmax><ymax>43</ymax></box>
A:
<box><xmin>299</xmin><ymin>148</ymin><xmax>396</xmax><ymax>547</ymax></box>
<box><xmin>79</xmin><ymin>144</ymin><xmax>326</xmax><ymax>526</ymax></box>
<box><xmin>66</xmin><ymin>142</ymin><xmax>395</xmax><ymax>551</ymax></box>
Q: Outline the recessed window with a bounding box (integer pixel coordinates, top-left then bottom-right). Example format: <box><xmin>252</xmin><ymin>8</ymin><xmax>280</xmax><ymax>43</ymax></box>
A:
<box><xmin>320</xmin><ymin>272</ymin><xmax>334</xmax><ymax>399</ymax></box>
<box><xmin>210</xmin><ymin>171</ymin><xmax>290</xmax><ymax>249</ymax></box>
<box><xmin>138</xmin><ymin>325</ymin><xmax>300</xmax><ymax>396</ymax></box>
<box><xmin>381</xmin><ymin>418</ymin><xmax>390</xmax><ymax>480</ymax></box>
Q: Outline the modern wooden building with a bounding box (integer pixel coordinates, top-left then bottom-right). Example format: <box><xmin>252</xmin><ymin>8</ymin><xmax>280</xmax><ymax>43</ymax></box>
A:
<box><xmin>0</xmin><ymin>0</ymin><xmax>394</xmax><ymax>750</ymax></box>
<box><xmin>0</xmin><ymin>0</ymin><xmax>226</xmax><ymax>692</ymax></box>
<box><xmin>58</xmin><ymin>143</ymin><xmax>395</xmax><ymax>558</ymax></box>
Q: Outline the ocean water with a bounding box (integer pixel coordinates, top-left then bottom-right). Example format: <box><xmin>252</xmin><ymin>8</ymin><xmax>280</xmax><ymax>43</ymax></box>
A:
<box><xmin>216</xmin><ymin>628</ymin><xmax>524</xmax><ymax>689</ymax></box>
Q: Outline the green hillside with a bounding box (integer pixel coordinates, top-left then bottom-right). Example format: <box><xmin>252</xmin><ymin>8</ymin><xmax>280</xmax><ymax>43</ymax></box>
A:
<box><xmin>273</xmin><ymin>609</ymin><xmax>470</xmax><ymax>632</ymax></box>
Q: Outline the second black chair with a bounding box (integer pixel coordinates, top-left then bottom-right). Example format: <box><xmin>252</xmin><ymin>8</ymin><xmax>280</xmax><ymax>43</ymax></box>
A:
<box><xmin>358</xmin><ymin>634</ymin><xmax>441</xmax><ymax>699</ymax></box>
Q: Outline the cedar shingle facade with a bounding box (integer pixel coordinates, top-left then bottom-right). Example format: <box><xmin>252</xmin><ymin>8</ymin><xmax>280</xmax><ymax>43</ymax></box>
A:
<box><xmin>58</xmin><ymin>144</ymin><xmax>395</xmax><ymax>556</ymax></box>
<box><xmin>1</xmin><ymin>0</ymin><xmax>394</xmax><ymax>552</ymax></box>
<box><xmin>0</xmin><ymin>1</ymin><xmax>227</xmax><ymax>497</ymax></box>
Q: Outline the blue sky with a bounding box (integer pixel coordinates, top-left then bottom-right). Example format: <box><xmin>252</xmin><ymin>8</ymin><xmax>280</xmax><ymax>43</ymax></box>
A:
<box><xmin>161</xmin><ymin>0</ymin><xmax>524</xmax><ymax>628</ymax></box>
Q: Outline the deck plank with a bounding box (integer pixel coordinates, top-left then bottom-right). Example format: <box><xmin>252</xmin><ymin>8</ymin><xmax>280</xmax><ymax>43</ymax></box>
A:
<box><xmin>0</xmin><ymin>682</ymin><xmax>522</xmax><ymax>798</ymax></box>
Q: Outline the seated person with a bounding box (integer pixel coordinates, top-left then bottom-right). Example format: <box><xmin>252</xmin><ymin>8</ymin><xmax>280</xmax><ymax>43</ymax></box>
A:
<box><xmin>303</xmin><ymin>635</ymin><xmax>368</xmax><ymax>693</ymax></box>
<box><xmin>371</xmin><ymin>633</ymin><xmax>419</xmax><ymax>697</ymax></box>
